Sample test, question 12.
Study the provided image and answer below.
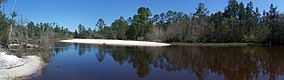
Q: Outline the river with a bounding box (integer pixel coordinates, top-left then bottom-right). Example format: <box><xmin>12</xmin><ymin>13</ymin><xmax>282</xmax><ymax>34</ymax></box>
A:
<box><xmin>30</xmin><ymin>43</ymin><xmax>284</xmax><ymax>80</ymax></box>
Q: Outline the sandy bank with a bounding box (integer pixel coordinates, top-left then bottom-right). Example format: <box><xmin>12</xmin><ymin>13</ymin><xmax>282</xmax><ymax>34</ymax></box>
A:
<box><xmin>0</xmin><ymin>52</ymin><xmax>42</xmax><ymax>80</ymax></box>
<box><xmin>59</xmin><ymin>39</ymin><xmax>171</xmax><ymax>47</ymax></box>
<box><xmin>170</xmin><ymin>43</ymin><xmax>262</xmax><ymax>47</ymax></box>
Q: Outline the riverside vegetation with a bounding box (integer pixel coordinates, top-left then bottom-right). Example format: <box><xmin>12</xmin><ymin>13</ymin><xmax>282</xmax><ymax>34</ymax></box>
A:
<box><xmin>0</xmin><ymin>0</ymin><xmax>284</xmax><ymax>47</ymax></box>
<box><xmin>74</xmin><ymin>0</ymin><xmax>284</xmax><ymax>45</ymax></box>
<box><xmin>0</xmin><ymin>0</ymin><xmax>284</xmax><ymax>79</ymax></box>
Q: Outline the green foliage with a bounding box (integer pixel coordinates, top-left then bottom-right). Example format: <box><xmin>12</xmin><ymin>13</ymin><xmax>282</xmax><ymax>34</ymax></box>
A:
<box><xmin>111</xmin><ymin>16</ymin><xmax>128</xmax><ymax>40</ymax></box>
<box><xmin>262</xmin><ymin>4</ymin><xmax>284</xmax><ymax>44</ymax></box>
<box><xmin>75</xmin><ymin>23</ymin><xmax>101</xmax><ymax>39</ymax></box>
<box><xmin>98</xmin><ymin>26</ymin><xmax>114</xmax><ymax>39</ymax></box>
<box><xmin>27</xmin><ymin>22</ymin><xmax>73</xmax><ymax>40</ymax></box>
<box><xmin>74</xmin><ymin>30</ymin><xmax>79</xmax><ymax>38</ymax></box>
<box><xmin>73</xmin><ymin>1</ymin><xmax>284</xmax><ymax>44</ymax></box>
<box><xmin>96</xmin><ymin>19</ymin><xmax>105</xmax><ymax>30</ymax></box>
<box><xmin>146</xmin><ymin>1</ymin><xmax>280</xmax><ymax>43</ymax></box>
<box><xmin>194</xmin><ymin>3</ymin><xmax>209</xmax><ymax>19</ymax></box>
<box><xmin>0</xmin><ymin>0</ymin><xmax>283</xmax><ymax>46</ymax></box>
<box><xmin>0</xmin><ymin>14</ymin><xmax>8</xmax><ymax>44</ymax></box>
<box><xmin>127</xmin><ymin>7</ymin><xmax>153</xmax><ymax>40</ymax></box>
<box><xmin>77</xmin><ymin>24</ymin><xmax>87</xmax><ymax>39</ymax></box>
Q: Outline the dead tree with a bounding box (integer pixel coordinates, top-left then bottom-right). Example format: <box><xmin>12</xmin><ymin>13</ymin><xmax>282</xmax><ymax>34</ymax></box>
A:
<box><xmin>8</xmin><ymin>0</ymin><xmax>17</xmax><ymax>43</ymax></box>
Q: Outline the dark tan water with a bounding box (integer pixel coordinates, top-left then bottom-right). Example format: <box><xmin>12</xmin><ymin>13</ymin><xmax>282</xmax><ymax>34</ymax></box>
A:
<box><xmin>32</xmin><ymin>43</ymin><xmax>284</xmax><ymax>80</ymax></box>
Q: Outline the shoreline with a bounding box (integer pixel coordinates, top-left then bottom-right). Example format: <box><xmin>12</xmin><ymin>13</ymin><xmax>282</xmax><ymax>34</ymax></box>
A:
<box><xmin>58</xmin><ymin>39</ymin><xmax>271</xmax><ymax>47</ymax></box>
<box><xmin>170</xmin><ymin>43</ymin><xmax>265</xmax><ymax>47</ymax></box>
<box><xmin>0</xmin><ymin>52</ymin><xmax>43</xmax><ymax>80</ymax></box>
<box><xmin>59</xmin><ymin>39</ymin><xmax>171</xmax><ymax>47</ymax></box>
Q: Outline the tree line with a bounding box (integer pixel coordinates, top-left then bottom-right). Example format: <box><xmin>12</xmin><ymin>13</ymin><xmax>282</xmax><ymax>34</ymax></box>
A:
<box><xmin>1</xmin><ymin>19</ymin><xmax>74</xmax><ymax>46</ymax></box>
<box><xmin>0</xmin><ymin>0</ymin><xmax>74</xmax><ymax>47</ymax></box>
<box><xmin>75</xmin><ymin>0</ymin><xmax>284</xmax><ymax>44</ymax></box>
<box><xmin>0</xmin><ymin>15</ymin><xmax>74</xmax><ymax>45</ymax></box>
<box><xmin>1</xmin><ymin>0</ymin><xmax>283</xmax><ymax>44</ymax></box>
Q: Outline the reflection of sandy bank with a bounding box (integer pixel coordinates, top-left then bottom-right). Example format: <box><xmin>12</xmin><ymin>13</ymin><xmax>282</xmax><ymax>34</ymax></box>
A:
<box><xmin>59</xmin><ymin>39</ymin><xmax>171</xmax><ymax>47</ymax></box>
<box><xmin>0</xmin><ymin>52</ymin><xmax>42</xmax><ymax>80</ymax></box>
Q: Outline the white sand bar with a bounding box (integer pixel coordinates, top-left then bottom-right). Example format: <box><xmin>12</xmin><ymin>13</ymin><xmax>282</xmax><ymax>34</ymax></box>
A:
<box><xmin>0</xmin><ymin>52</ymin><xmax>42</xmax><ymax>80</ymax></box>
<box><xmin>59</xmin><ymin>39</ymin><xmax>171</xmax><ymax>47</ymax></box>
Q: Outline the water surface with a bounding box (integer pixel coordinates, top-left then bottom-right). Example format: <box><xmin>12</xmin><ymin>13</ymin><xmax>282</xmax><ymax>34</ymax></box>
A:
<box><xmin>32</xmin><ymin>43</ymin><xmax>284</xmax><ymax>80</ymax></box>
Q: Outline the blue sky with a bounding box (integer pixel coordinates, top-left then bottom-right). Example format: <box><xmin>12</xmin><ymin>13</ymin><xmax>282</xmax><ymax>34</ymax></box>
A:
<box><xmin>3</xmin><ymin>0</ymin><xmax>284</xmax><ymax>31</ymax></box>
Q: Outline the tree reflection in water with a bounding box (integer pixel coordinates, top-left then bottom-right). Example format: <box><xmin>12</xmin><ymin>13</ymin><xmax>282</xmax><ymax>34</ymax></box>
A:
<box><xmin>53</xmin><ymin>43</ymin><xmax>284</xmax><ymax>80</ymax></box>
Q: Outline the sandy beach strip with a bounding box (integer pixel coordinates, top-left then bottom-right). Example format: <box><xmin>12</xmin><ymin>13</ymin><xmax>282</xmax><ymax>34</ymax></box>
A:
<box><xmin>59</xmin><ymin>39</ymin><xmax>171</xmax><ymax>47</ymax></box>
<box><xmin>0</xmin><ymin>55</ymin><xmax>42</xmax><ymax>80</ymax></box>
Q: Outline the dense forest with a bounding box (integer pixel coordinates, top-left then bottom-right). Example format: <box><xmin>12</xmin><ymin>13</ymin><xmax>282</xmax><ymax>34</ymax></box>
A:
<box><xmin>1</xmin><ymin>0</ymin><xmax>284</xmax><ymax>45</ymax></box>
<box><xmin>0</xmin><ymin>16</ymin><xmax>73</xmax><ymax>45</ymax></box>
<box><xmin>0</xmin><ymin>0</ymin><xmax>73</xmax><ymax>46</ymax></box>
<box><xmin>75</xmin><ymin>0</ymin><xmax>284</xmax><ymax>44</ymax></box>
